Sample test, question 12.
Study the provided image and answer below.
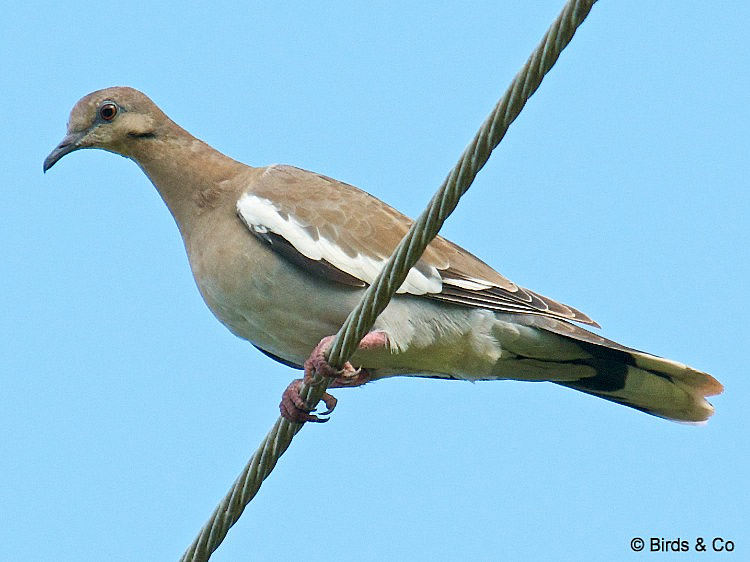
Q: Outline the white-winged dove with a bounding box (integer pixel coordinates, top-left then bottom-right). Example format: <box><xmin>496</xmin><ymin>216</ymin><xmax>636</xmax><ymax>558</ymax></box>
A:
<box><xmin>44</xmin><ymin>87</ymin><xmax>722</xmax><ymax>423</ymax></box>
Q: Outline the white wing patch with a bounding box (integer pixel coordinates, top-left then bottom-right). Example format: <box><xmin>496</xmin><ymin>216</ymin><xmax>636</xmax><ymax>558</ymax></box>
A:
<box><xmin>237</xmin><ymin>193</ymin><xmax>443</xmax><ymax>295</ymax></box>
<box><xmin>443</xmin><ymin>277</ymin><xmax>495</xmax><ymax>291</ymax></box>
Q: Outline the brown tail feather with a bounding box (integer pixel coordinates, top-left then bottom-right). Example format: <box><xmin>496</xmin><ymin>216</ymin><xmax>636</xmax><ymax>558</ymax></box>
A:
<box><xmin>522</xmin><ymin>316</ymin><xmax>722</xmax><ymax>422</ymax></box>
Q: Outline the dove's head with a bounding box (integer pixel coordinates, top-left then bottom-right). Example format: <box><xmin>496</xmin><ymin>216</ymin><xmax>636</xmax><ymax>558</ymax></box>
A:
<box><xmin>44</xmin><ymin>87</ymin><xmax>169</xmax><ymax>171</ymax></box>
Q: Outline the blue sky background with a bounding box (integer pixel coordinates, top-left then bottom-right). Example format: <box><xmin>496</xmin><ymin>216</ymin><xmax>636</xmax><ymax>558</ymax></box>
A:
<box><xmin>2</xmin><ymin>2</ymin><xmax>748</xmax><ymax>560</ymax></box>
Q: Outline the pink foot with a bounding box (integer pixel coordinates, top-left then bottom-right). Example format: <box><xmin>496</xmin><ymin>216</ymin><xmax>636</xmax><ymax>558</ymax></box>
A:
<box><xmin>279</xmin><ymin>332</ymin><xmax>388</xmax><ymax>423</ymax></box>
<box><xmin>280</xmin><ymin>379</ymin><xmax>338</xmax><ymax>423</ymax></box>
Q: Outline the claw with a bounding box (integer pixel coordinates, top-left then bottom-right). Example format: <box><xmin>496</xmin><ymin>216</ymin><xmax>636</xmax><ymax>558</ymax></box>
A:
<box><xmin>318</xmin><ymin>392</ymin><xmax>338</xmax><ymax>416</ymax></box>
<box><xmin>330</xmin><ymin>367</ymin><xmax>371</xmax><ymax>388</ymax></box>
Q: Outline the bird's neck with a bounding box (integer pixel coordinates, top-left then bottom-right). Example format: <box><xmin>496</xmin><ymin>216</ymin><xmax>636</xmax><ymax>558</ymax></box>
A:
<box><xmin>127</xmin><ymin>125</ymin><xmax>249</xmax><ymax>237</ymax></box>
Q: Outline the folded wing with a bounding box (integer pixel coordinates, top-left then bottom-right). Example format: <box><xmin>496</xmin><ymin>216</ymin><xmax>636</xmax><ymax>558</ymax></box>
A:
<box><xmin>237</xmin><ymin>164</ymin><xmax>598</xmax><ymax>326</ymax></box>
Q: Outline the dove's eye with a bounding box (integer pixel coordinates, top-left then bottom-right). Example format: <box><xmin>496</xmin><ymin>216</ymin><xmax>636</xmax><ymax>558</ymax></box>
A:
<box><xmin>99</xmin><ymin>103</ymin><xmax>118</xmax><ymax>121</ymax></box>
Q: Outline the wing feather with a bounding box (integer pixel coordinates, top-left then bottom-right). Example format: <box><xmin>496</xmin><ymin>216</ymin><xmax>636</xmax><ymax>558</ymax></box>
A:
<box><xmin>237</xmin><ymin>164</ymin><xmax>598</xmax><ymax>326</ymax></box>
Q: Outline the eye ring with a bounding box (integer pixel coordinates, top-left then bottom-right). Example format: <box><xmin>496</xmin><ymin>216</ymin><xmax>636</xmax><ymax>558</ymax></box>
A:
<box><xmin>99</xmin><ymin>102</ymin><xmax>118</xmax><ymax>121</ymax></box>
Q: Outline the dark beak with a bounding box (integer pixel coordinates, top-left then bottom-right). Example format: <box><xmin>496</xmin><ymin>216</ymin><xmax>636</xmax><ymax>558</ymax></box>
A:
<box><xmin>43</xmin><ymin>131</ymin><xmax>86</xmax><ymax>172</ymax></box>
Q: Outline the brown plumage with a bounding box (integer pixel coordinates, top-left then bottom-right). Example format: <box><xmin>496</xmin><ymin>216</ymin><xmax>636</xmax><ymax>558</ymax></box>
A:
<box><xmin>44</xmin><ymin>87</ymin><xmax>723</xmax><ymax>422</ymax></box>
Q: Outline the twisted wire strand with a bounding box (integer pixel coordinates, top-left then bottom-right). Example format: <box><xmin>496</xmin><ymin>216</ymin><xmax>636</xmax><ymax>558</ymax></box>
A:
<box><xmin>180</xmin><ymin>1</ymin><xmax>597</xmax><ymax>560</ymax></box>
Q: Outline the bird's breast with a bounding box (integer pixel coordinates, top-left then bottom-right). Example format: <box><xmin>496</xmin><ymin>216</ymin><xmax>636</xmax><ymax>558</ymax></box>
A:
<box><xmin>184</xmin><ymin>213</ymin><xmax>362</xmax><ymax>365</ymax></box>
